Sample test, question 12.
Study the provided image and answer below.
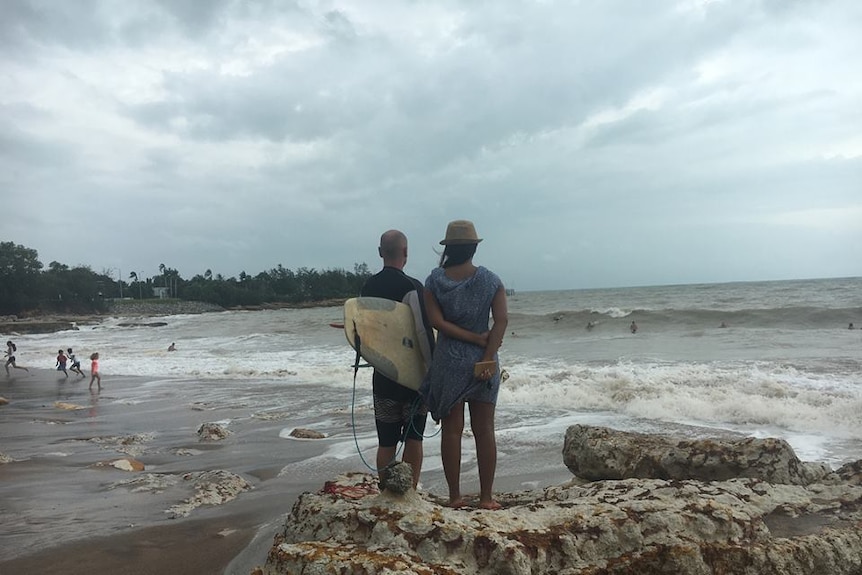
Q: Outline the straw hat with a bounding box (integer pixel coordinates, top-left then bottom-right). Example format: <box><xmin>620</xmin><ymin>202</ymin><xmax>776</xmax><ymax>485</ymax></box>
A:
<box><xmin>439</xmin><ymin>220</ymin><xmax>483</xmax><ymax>245</ymax></box>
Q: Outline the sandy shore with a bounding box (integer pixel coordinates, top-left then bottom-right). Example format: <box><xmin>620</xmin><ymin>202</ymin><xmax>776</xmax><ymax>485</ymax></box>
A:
<box><xmin>0</xmin><ymin>369</ymin><xmax>340</xmax><ymax>574</ymax></box>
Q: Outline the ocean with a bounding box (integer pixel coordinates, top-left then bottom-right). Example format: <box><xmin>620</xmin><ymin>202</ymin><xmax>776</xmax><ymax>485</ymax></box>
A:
<box><xmin>15</xmin><ymin>276</ymin><xmax>862</xmax><ymax>478</ymax></box>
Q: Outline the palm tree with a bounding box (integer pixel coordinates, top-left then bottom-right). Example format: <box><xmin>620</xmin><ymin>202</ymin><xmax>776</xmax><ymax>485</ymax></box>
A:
<box><xmin>129</xmin><ymin>272</ymin><xmax>141</xmax><ymax>299</ymax></box>
<box><xmin>159</xmin><ymin>263</ymin><xmax>167</xmax><ymax>295</ymax></box>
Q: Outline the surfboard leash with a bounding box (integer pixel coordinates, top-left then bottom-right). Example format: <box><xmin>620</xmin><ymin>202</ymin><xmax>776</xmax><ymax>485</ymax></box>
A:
<box><xmin>349</xmin><ymin>322</ymin><xmax>405</xmax><ymax>474</ymax></box>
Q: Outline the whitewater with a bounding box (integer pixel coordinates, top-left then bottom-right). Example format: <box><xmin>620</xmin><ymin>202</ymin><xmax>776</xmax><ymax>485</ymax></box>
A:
<box><xmin>14</xmin><ymin>276</ymin><xmax>862</xmax><ymax>471</ymax></box>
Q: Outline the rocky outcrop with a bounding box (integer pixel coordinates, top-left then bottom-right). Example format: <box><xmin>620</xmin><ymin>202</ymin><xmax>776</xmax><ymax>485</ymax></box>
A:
<box><xmin>563</xmin><ymin>424</ymin><xmax>831</xmax><ymax>485</ymax></box>
<box><xmin>108</xmin><ymin>300</ymin><xmax>224</xmax><ymax>316</ymax></box>
<box><xmin>95</xmin><ymin>457</ymin><xmax>145</xmax><ymax>471</ymax></box>
<box><xmin>254</xmin><ymin>426</ymin><xmax>862</xmax><ymax>575</ymax></box>
<box><xmin>166</xmin><ymin>470</ymin><xmax>252</xmax><ymax>518</ymax></box>
<box><xmin>197</xmin><ymin>422</ymin><xmax>232</xmax><ymax>441</ymax></box>
<box><xmin>288</xmin><ymin>428</ymin><xmax>326</xmax><ymax>439</ymax></box>
<box><xmin>107</xmin><ymin>469</ymin><xmax>252</xmax><ymax>518</ymax></box>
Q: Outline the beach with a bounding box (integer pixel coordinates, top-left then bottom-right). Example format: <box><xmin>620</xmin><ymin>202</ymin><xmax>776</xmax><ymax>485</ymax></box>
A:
<box><xmin>0</xmin><ymin>369</ymin><xmax>572</xmax><ymax>574</ymax></box>
<box><xmin>2</xmin><ymin>277</ymin><xmax>860</xmax><ymax>572</ymax></box>
<box><xmin>0</xmin><ymin>369</ymin><xmax>354</xmax><ymax>574</ymax></box>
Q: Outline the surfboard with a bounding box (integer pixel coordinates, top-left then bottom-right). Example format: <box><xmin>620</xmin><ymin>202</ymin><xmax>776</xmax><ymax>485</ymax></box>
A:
<box><xmin>342</xmin><ymin>297</ymin><xmax>429</xmax><ymax>391</ymax></box>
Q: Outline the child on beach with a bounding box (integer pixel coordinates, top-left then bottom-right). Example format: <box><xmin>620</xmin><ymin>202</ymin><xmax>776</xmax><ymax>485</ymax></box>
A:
<box><xmin>5</xmin><ymin>340</ymin><xmax>30</xmax><ymax>375</ymax></box>
<box><xmin>67</xmin><ymin>348</ymin><xmax>85</xmax><ymax>377</ymax></box>
<box><xmin>56</xmin><ymin>349</ymin><xmax>68</xmax><ymax>378</ymax></box>
<box><xmin>89</xmin><ymin>352</ymin><xmax>101</xmax><ymax>391</ymax></box>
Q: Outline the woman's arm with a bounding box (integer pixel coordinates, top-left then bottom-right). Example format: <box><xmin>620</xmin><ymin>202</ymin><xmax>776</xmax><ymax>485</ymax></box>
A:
<box><xmin>481</xmin><ymin>286</ymin><xmax>508</xmax><ymax>362</ymax></box>
<box><xmin>424</xmin><ymin>289</ymin><xmax>488</xmax><ymax>347</ymax></box>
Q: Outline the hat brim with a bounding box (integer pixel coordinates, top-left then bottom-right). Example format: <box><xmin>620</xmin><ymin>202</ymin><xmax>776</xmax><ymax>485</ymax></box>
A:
<box><xmin>439</xmin><ymin>238</ymin><xmax>483</xmax><ymax>245</ymax></box>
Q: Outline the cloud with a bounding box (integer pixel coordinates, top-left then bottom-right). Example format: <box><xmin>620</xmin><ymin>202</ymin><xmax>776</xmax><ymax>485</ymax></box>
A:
<box><xmin>1</xmin><ymin>0</ymin><xmax>860</xmax><ymax>289</ymax></box>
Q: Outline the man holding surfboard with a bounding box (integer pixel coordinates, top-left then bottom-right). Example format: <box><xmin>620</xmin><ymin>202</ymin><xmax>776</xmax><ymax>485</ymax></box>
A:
<box><xmin>360</xmin><ymin>229</ymin><xmax>435</xmax><ymax>488</ymax></box>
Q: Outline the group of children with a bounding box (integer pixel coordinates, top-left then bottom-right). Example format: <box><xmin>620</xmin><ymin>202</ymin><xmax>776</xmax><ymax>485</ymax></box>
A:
<box><xmin>4</xmin><ymin>340</ymin><xmax>101</xmax><ymax>391</ymax></box>
<box><xmin>55</xmin><ymin>348</ymin><xmax>101</xmax><ymax>390</ymax></box>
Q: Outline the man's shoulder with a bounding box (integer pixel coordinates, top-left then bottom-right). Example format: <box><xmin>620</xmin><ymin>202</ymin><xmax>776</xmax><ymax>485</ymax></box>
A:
<box><xmin>362</xmin><ymin>267</ymin><xmax>422</xmax><ymax>300</ymax></box>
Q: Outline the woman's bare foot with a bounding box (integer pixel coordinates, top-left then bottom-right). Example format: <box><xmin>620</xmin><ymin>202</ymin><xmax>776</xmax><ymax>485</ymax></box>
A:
<box><xmin>478</xmin><ymin>499</ymin><xmax>502</xmax><ymax>510</ymax></box>
<box><xmin>446</xmin><ymin>498</ymin><xmax>467</xmax><ymax>509</ymax></box>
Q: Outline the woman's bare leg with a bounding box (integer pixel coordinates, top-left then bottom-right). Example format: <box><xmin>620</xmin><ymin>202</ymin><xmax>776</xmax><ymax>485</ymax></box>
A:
<box><xmin>441</xmin><ymin>401</ymin><xmax>465</xmax><ymax>507</ymax></box>
<box><xmin>469</xmin><ymin>401</ymin><xmax>500</xmax><ymax>509</ymax></box>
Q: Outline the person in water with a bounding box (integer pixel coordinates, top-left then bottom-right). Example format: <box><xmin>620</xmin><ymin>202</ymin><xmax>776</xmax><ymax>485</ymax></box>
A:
<box><xmin>67</xmin><ymin>348</ymin><xmax>85</xmax><ymax>377</ymax></box>
<box><xmin>420</xmin><ymin>220</ymin><xmax>508</xmax><ymax>510</ymax></box>
<box><xmin>5</xmin><ymin>340</ymin><xmax>29</xmax><ymax>375</ymax></box>
<box><xmin>630</xmin><ymin>321</ymin><xmax>638</xmax><ymax>334</ymax></box>
<box><xmin>89</xmin><ymin>352</ymin><xmax>102</xmax><ymax>391</ymax></box>
<box><xmin>56</xmin><ymin>349</ymin><xmax>69</xmax><ymax>378</ymax></box>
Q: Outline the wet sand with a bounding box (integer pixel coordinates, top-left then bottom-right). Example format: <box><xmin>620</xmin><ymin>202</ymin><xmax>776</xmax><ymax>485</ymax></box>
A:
<box><xmin>0</xmin><ymin>369</ymin><xmax>341</xmax><ymax>574</ymax></box>
<box><xmin>0</xmin><ymin>368</ymin><xmax>571</xmax><ymax>574</ymax></box>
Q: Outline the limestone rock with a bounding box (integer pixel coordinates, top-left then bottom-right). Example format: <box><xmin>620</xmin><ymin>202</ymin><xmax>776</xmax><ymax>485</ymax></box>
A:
<box><xmin>166</xmin><ymin>469</ymin><xmax>252</xmax><ymax>518</ymax></box>
<box><xmin>255</xmin><ymin>427</ymin><xmax>862</xmax><ymax>575</ymax></box>
<box><xmin>197</xmin><ymin>422</ymin><xmax>232</xmax><ymax>441</ymax></box>
<box><xmin>88</xmin><ymin>433</ymin><xmax>155</xmax><ymax>456</ymax></box>
<box><xmin>288</xmin><ymin>427</ymin><xmax>326</xmax><ymax>439</ymax></box>
<box><xmin>563</xmin><ymin>424</ymin><xmax>830</xmax><ymax>485</ymax></box>
<box><xmin>379</xmin><ymin>461</ymin><xmax>414</xmax><ymax>495</ymax></box>
<box><xmin>54</xmin><ymin>401</ymin><xmax>85</xmax><ymax>410</ymax></box>
<box><xmin>95</xmin><ymin>457</ymin><xmax>145</xmax><ymax>471</ymax></box>
<box><xmin>834</xmin><ymin>459</ymin><xmax>862</xmax><ymax>485</ymax></box>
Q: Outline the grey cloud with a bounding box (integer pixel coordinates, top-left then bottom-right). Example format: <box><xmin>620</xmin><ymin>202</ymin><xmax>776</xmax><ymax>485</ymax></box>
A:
<box><xmin>3</xmin><ymin>0</ymin><xmax>860</xmax><ymax>288</ymax></box>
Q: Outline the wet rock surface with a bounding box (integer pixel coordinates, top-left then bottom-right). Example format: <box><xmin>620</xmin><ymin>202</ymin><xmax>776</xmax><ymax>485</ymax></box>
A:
<box><xmin>563</xmin><ymin>424</ymin><xmax>832</xmax><ymax>485</ymax></box>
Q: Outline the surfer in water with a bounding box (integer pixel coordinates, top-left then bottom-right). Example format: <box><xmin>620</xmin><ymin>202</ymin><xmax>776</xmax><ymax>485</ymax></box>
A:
<box><xmin>421</xmin><ymin>220</ymin><xmax>508</xmax><ymax>510</ymax></box>
<box><xmin>360</xmin><ymin>229</ymin><xmax>435</xmax><ymax>489</ymax></box>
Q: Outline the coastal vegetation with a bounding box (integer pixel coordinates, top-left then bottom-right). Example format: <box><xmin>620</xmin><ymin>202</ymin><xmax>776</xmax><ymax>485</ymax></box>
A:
<box><xmin>0</xmin><ymin>241</ymin><xmax>371</xmax><ymax>316</ymax></box>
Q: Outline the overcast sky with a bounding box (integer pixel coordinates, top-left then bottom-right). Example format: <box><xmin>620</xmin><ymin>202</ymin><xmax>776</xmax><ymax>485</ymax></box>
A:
<box><xmin>2</xmin><ymin>0</ymin><xmax>860</xmax><ymax>291</ymax></box>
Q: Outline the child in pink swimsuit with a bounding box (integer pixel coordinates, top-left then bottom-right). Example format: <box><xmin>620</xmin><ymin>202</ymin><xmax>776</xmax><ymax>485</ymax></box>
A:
<box><xmin>89</xmin><ymin>352</ymin><xmax>101</xmax><ymax>391</ymax></box>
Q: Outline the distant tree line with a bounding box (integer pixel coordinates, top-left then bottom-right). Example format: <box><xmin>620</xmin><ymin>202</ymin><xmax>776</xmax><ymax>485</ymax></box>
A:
<box><xmin>0</xmin><ymin>241</ymin><xmax>372</xmax><ymax>316</ymax></box>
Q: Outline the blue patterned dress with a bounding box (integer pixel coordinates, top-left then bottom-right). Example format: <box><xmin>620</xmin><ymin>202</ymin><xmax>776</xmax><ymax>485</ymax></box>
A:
<box><xmin>420</xmin><ymin>266</ymin><xmax>503</xmax><ymax>421</ymax></box>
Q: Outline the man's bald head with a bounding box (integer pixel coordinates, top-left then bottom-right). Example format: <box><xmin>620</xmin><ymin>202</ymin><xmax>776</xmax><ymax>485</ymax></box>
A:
<box><xmin>379</xmin><ymin>230</ymin><xmax>408</xmax><ymax>269</ymax></box>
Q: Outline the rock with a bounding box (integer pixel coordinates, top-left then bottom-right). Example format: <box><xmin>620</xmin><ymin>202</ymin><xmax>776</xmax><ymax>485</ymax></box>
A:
<box><xmin>88</xmin><ymin>433</ymin><xmax>155</xmax><ymax>456</ymax></box>
<box><xmin>197</xmin><ymin>422</ymin><xmax>232</xmax><ymax>441</ymax></box>
<box><xmin>563</xmin><ymin>424</ymin><xmax>830</xmax><ymax>485</ymax></box>
<box><xmin>254</xmin><ymin>427</ymin><xmax>862</xmax><ymax>575</ymax></box>
<box><xmin>379</xmin><ymin>461</ymin><xmax>414</xmax><ymax>495</ymax></box>
<box><xmin>166</xmin><ymin>470</ymin><xmax>252</xmax><ymax>518</ymax></box>
<box><xmin>0</xmin><ymin>396</ymin><xmax>9</xmax><ymax>405</ymax></box>
<box><xmin>54</xmin><ymin>401</ymin><xmax>85</xmax><ymax>410</ymax></box>
<box><xmin>95</xmin><ymin>457</ymin><xmax>145</xmax><ymax>471</ymax></box>
<box><xmin>288</xmin><ymin>427</ymin><xmax>326</xmax><ymax>439</ymax></box>
<box><xmin>108</xmin><ymin>472</ymin><xmax>180</xmax><ymax>494</ymax></box>
<box><xmin>834</xmin><ymin>459</ymin><xmax>862</xmax><ymax>485</ymax></box>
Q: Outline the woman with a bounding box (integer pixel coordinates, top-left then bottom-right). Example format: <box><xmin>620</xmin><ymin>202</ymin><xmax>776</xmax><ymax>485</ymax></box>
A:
<box><xmin>421</xmin><ymin>220</ymin><xmax>508</xmax><ymax>509</ymax></box>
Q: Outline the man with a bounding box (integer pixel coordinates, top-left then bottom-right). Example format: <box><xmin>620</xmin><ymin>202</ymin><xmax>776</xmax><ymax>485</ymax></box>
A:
<box><xmin>361</xmin><ymin>229</ymin><xmax>434</xmax><ymax>488</ymax></box>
